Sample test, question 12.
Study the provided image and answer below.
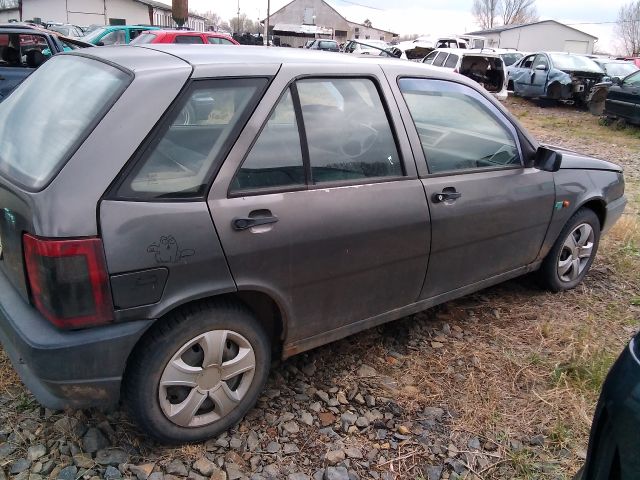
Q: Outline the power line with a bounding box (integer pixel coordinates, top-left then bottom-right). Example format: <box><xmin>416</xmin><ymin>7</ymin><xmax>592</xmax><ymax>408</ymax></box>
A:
<box><xmin>565</xmin><ymin>19</ymin><xmax>640</xmax><ymax>25</ymax></box>
<box><xmin>331</xmin><ymin>0</ymin><xmax>385</xmax><ymax>11</ymax></box>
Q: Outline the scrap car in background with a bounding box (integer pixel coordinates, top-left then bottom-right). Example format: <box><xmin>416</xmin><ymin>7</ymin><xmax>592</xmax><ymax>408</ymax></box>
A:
<box><xmin>600</xmin><ymin>70</ymin><xmax>640</xmax><ymax>124</ymax></box>
<box><xmin>0</xmin><ymin>23</ymin><xmax>92</xmax><ymax>101</ymax></box>
<box><xmin>343</xmin><ymin>39</ymin><xmax>390</xmax><ymax>55</ymax></box>
<box><xmin>307</xmin><ymin>39</ymin><xmax>339</xmax><ymax>52</ymax></box>
<box><xmin>422</xmin><ymin>48</ymin><xmax>508</xmax><ymax>99</ymax></box>
<box><xmin>130</xmin><ymin>30</ymin><xmax>238</xmax><ymax>45</ymax></box>
<box><xmin>508</xmin><ymin>52</ymin><xmax>605</xmax><ymax>105</ymax></box>
<box><xmin>82</xmin><ymin>25</ymin><xmax>161</xmax><ymax>45</ymax></box>
<box><xmin>591</xmin><ymin>58</ymin><xmax>638</xmax><ymax>81</ymax></box>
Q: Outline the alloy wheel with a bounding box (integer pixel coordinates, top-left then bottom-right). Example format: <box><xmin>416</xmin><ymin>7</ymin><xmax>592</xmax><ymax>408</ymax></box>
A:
<box><xmin>557</xmin><ymin>223</ymin><xmax>595</xmax><ymax>282</ymax></box>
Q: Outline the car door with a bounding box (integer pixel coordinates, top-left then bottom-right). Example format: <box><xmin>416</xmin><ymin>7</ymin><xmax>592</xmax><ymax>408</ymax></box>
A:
<box><xmin>389</xmin><ymin>75</ymin><xmax>555</xmax><ymax>299</ymax></box>
<box><xmin>530</xmin><ymin>54</ymin><xmax>550</xmax><ymax>97</ymax></box>
<box><xmin>512</xmin><ymin>54</ymin><xmax>536</xmax><ymax>96</ymax></box>
<box><xmin>208</xmin><ymin>64</ymin><xmax>431</xmax><ymax>346</ymax></box>
<box><xmin>606</xmin><ymin>71</ymin><xmax>640</xmax><ymax>123</ymax></box>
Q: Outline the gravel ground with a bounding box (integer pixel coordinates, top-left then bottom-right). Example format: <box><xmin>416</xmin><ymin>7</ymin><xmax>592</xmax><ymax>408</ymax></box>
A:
<box><xmin>1</xmin><ymin>97</ymin><xmax>639</xmax><ymax>480</ymax></box>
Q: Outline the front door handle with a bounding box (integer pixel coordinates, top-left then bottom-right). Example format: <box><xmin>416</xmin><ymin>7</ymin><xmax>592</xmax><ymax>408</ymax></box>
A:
<box><xmin>232</xmin><ymin>214</ymin><xmax>279</xmax><ymax>231</ymax></box>
<box><xmin>432</xmin><ymin>190</ymin><xmax>462</xmax><ymax>203</ymax></box>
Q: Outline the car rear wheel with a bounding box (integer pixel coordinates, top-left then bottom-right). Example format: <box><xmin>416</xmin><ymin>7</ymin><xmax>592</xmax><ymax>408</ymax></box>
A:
<box><xmin>124</xmin><ymin>300</ymin><xmax>270</xmax><ymax>444</ymax></box>
<box><xmin>540</xmin><ymin>208</ymin><xmax>601</xmax><ymax>292</ymax></box>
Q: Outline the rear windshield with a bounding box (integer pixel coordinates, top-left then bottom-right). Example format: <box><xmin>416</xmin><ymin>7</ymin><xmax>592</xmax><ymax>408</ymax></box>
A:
<box><xmin>0</xmin><ymin>55</ymin><xmax>130</xmax><ymax>190</ymax></box>
<box><xmin>131</xmin><ymin>32</ymin><xmax>157</xmax><ymax>44</ymax></box>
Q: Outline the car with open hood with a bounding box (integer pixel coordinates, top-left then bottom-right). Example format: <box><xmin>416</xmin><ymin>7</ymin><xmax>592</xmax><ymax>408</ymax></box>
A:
<box><xmin>507</xmin><ymin>52</ymin><xmax>605</xmax><ymax>105</ymax></box>
<box><xmin>0</xmin><ymin>45</ymin><xmax>626</xmax><ymax>444</ymax></box>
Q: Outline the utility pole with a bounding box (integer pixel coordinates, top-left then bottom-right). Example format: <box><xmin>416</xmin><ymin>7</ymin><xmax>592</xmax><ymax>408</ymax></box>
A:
<box><xmin>237</xmin><ymin>0</ymin><xmax>240</xmax><ymax>34</ymax></box>
<box><xmin>264</xmin><ymin>0</ymin><xmax>270</xmax><ymax>46</ymax></box>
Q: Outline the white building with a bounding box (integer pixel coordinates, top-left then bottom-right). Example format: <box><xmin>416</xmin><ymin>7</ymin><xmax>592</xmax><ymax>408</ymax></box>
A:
<box><xmin>467</xmin><ymin>20</ymin><xmax>597</xmax><ymax>54</ymax></box>
<box><xmin>7</xmin><ymin>0</ymin><xmax>205</xmax><ymax>30</ymax></box>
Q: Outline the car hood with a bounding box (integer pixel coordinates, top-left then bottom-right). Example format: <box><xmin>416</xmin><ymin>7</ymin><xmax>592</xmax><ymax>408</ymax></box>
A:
<box><xmin>548</xmin><ymin>145</ymin><xmax>622</xmax><ymax>172</ymax></box>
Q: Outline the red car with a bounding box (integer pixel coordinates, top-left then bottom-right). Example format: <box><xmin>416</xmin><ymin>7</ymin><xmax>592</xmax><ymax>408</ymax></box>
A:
<box><xmin>130</xmin><ymin>30</ymin><xmax>238</xmax><ymax>46</ymax></box>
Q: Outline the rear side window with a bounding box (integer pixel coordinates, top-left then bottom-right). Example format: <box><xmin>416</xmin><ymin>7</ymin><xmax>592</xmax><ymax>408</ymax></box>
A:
<box><xmin>444</xmin><ymin>54</ymin><xmax>458</xmax><ymax>68</ymax></box>
<box><xmin>175</xmin><ymin>35</ymin><xmax>204</xmax><ymax>44</ymax></box>
<box><xmin>0</xmin><ymin>55</ymin><xmax>130</xmax><ymax>190</ymax></box>
<box><xmin>432</xmin><ymin>52</ymin><xmax>447</xmax><ymax>67</ymax></box>
<box><xmin>399</xmin><ymin>78</ymin><xmax>520</xmax><ymax>174</ymax></box>
<box><xmin>422</xmin><ymin>51</ymin><xmax>437</xmax><ymax>64</ymax></box>
<box><xmin>117</xmin><ymin>78</ymin><xmax>267</xmax><ymax>199</ymax></box>
<box><xmin>219</xmin><ymin>38</ymin><xmax>234</xmax><ymax>45</ymax></box>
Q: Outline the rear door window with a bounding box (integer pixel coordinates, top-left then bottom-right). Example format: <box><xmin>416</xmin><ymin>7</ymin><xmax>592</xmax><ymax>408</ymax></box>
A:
<box><xmin>0</xmin><ymin>33</ymin><xmax>49</xmax><ymax>67</ymax></box>
<box><xmin>0</xmin><ymin>55</ymin><xmax>130</xmax><ymax>190</ymax></box>
<box><xmin>175</xmin><ymin>35</ymin><xmax>204</xmax><ymax>44</ymax></box>
<box><xmin>117</xmin><ymin>78</ymin><xmax>268</xmax><ymax>199</ymax></box>
<box><xmin>231</xmin><ymin>89</ymin><xmax>304</xmax><ymax>192</ymax></box>
<box><xmin>100</xmin><ymin>29</ymin><xmax>126</xmax><ymax>45</ymax></box>
<box><xmin>422</xmin><ymin>51</ymin><xmax>437</xmax><ymax>64</ymax></box>
<box><xmin>296</xmin><ymin>78</ymin><xmax>402</xmax><ymax>183</ymax></box>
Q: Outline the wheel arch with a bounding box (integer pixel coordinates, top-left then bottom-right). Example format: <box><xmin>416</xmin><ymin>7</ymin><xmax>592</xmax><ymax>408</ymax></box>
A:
<box><xmin>577</xmin><ymin>197</ymin><xmax>606</xmax><ymax>230</ymax></box>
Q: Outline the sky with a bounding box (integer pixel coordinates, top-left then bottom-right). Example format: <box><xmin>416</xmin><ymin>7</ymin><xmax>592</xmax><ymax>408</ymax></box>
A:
<box><xmin>161</xmin><ymin>0</ymin><xmax>628</xmax><ymax>53</ymax></box>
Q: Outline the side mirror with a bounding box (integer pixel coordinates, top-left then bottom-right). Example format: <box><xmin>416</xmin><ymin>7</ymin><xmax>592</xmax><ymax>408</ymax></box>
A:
<box><xmin>534</xmin><ymin>146</ymin><xmax>562</xmax><ymax>172</ymax></box>
<box><xmin>612</xmin><ymin>76</ymin><xmax>623</xmax><ymax>86</ymax></box>
<box><xmin>96</xmin><ymin>41</ymin><xmax>104</xmax><ymax>46</ymax></box>
<box><xmin>534</xmin><ymin>64</ymin><xmax>548</xmax><ymax>71</ymax></box>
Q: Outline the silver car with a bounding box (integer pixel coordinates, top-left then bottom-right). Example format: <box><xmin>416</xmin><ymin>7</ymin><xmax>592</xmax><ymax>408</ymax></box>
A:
<box><xmin>0</xmin><ymin>45</ymin><xmax>626</xmax><ymax>443</ymax></box>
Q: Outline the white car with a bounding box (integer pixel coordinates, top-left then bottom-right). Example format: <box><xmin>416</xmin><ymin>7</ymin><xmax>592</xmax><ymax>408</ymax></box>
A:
<box><xmin>343</xmin><ymin>39</ymin><xmax>391</xmax><ymax>56</ymax></box>
<box><xmin>422</xmin><ymin>48</ymin><xmax>508</xmax><ymax>100</ymax></box>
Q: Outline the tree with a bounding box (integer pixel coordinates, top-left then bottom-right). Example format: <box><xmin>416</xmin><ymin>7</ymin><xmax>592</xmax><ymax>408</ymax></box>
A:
<box><xmin>472</xmin><ymin>0</ymin><xmax>499</xmax><ymax>29</ymax></box>
<box><xmin>501</xmin><ymin>0</ymin><xmax>538</xmax><ymax>25</ymax></box>
<box><xmin>615</xmin><ymin>1</ymin><xmax>640</xmax><ymax>55</ymax></box>
<box><xmin>201</xmin><ymin>10</ymin><xmax>222</xmax><ymax>30</ymax></box>
<box><xmin>363</xmin><ymin>19</ymin><xmax>372</xmax><ymax>28</ymax></box>
<box><xmin>472</xmin><ymin>0</ymin><xmax>538</xmax><ymax>29</ymax></box>
<box><xmin>230</xmin><ymin>13</ymin><xmax>257</xmax><ymax>34</ymax></box>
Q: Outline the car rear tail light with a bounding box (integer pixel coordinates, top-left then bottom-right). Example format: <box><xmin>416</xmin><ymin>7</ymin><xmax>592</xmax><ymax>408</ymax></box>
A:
<box><xmin>23</xmin><ymin>234</ymin><xmax>114</xmax><ymax>329</ymax></box>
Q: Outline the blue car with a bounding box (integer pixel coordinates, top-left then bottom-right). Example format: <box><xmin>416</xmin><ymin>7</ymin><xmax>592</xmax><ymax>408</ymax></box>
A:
<box><xmin>0</xmin><ymin>23</ymin><xmax>91</xmax><ymax>101</ymax></box>
<box><xmin>508</xmin><ymin>52</ymin><xmax>605</xmax><ymax>105</ymax></box>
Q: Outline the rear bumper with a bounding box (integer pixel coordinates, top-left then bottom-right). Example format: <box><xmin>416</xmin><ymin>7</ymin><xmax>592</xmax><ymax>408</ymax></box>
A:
<box><xmin>0</xmin><ymin>268</ymin><xmax>152</xmax><ymax>409</ymax></box>
<box><xmin>602</xmin><ymin>195</ymin><xmax>627</xmax><ymax>235</ymax></box>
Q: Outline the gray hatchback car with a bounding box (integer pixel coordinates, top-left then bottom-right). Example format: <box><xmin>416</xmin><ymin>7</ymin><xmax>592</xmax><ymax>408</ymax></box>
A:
<box><xmin>0</xmin><ymin>45</ymin><xmax>627</xmax><ymax>443</ymax></box>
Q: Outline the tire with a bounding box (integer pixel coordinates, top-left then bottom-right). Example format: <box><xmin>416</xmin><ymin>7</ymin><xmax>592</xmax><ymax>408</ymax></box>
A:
<box><xmin>540</xmin><ymin>208</ymin><xmax>601</xmax><ymax>292</ymax></box>
<box><xmin>124</xmin><ymin>300</ymin><xmax>271</xmax><ymax>444</ymax></box>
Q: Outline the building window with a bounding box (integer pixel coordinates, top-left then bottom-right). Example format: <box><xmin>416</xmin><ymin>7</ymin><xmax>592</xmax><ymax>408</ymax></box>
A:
<box><xmin>335</xmin><ymin>30</ymin><xmax>347</xmax><ymax>37</ymax></box>
<box><xmin>354</xmin><ymin>27</ymin><xmax>359</xmax><ymax>32</ymax></box>
<box><xmin>109</xmin><ymin>18</ymin><xmax>126</xmax><ymax>25</ymax></box>
<box><xmin>354</xmin><ymin>34</ymin><xmax>359</xmax><ymax>39</ymax></box>
<box><xmin>365</xmin><ymin>35</ymin><xmax>370</xmax><ymax>39</ymax></box>
<box><xmin>303</xmin><ymin>7</ymin><xmax>315</xmax><ymax>25</ymax></box>
<box><xmin>380</xmin><ymin>36</ymin><xmax>384</xmax><ymax>40</ymax></box>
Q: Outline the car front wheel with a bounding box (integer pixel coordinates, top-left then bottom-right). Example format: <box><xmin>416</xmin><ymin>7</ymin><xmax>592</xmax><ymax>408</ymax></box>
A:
<box><xmin>124</xmin><ymin>300</ymin><xmax>271</xmax><ymax>444</ymax></box>
<box><xmin>540</xmin><ymin>208</ymin><xmax>601</xmax><ymax>292</ymax></box>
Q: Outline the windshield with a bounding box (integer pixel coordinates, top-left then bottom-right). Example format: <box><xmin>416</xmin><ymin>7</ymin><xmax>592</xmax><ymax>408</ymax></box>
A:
<box><xmin>604</xmin><ymin>62</ymin><xmax>638</xmax><ymax>78</ymax></box>
<box><xmin>360</xmin><ymin>40</ymin><xmax>388</xmax><ymax>51</ymax></box>
<box><xmin>82</xmin><ymin>27</ymin><xmax>107</xmax><ymax>43</ymax></box>
<box><xmin>549</xmin><ymin>54</ymin><xmax>603</xmax><ymax>72</ymax></box>
<box><xmin>0</xmin><ymin>55</ymin><xmax>130</xmax><ymax>190</ymax></box>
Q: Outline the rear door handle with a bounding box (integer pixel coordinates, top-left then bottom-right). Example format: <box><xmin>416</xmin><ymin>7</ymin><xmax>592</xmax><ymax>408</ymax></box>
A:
<box><xmin>232</xmin><ymin>214</ymin><xmax>278</xmax><ymax>231</ymax></box>
<box><xmin>432</xmin><ymin>191</ymin><xmax>462</xmax><ymax>203</ymax></box>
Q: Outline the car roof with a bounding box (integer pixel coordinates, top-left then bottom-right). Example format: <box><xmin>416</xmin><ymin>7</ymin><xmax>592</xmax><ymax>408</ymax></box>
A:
<box><xmin>431</xmin><ymin>48</ymin><xmax>500</xmax><ymax>58</ymax></box>
<box><xmin>72</xmin><ymin>44</ymin><xmax>473</xmax><ymax>76</ymax></box>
